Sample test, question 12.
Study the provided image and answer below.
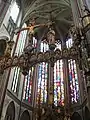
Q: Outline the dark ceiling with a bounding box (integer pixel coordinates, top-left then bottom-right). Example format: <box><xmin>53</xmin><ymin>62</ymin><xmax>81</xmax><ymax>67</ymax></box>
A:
<box><xmin>16</xmin><ymin>0</ymin><xmax>73</xmax><ymax>41</ymax></box>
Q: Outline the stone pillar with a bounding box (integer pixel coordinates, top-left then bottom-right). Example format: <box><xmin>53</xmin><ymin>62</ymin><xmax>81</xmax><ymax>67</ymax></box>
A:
<box><xmin>48</xmin><ymin>50</ymin><xmax>55</xmax><ymax>105</ymax></box>
<box><xmin>62</xmin><ymin>41</ymin><xmax>70</xmax><ymax>114</ymax></box>
<box><xmin>48</xmin><ymin>66</ymin><xmax>54</xmax><ymax>105</ymax></box>
<box><xmin>32</xmin><ymin>65</ymin><xmax>38</xmax><ymax>120</ymax></box>
<box><xmin>0</xmin><ymin>69</ymin><xmax>11</xmax><ymax>117</ymax></box>
<box><xmin>47</xmin><ymin>64</ymin><xmax>51</xmax><ymax>105</ymax></box>
<box><xmin>85</xmin><ymin>0</ymin><xmax>90</xmax><ymax>9</ymax></box>
<box><xmin>76</xmin><ymin>67</ymin><xmax>87</xmax><ymax>103</ymax></box>
<box><xmin>63</xmin><ymin>59</ymin><xmax>71</xmax><ymax>114</ymax></box>
<box><xmin>0</xmin><ymin>0</ymin><xmax>12</xmax><ymax>26</ymax></box>
<box><xmin>86</xmin><ymin>75</ymin><xmax>90</xmax><ymax>110</ymax></box>
<box><xmin>0</xmin><ymin>33</ymin><xmax>19</xmax><ymax>118</ymax></box>
<box><xmin>70</xmin><ymin>0</ymin><xmax>90</xmax><ymax>110</ymax></box>
<box><xmin>70</xmin><ymin>0</ymin><xmax>82</xmax><ymax>27</ymax></box>
<box><xmin>32</xmin><ymin>65</ymin><xmax>38</xmax><ymax>108</ymax></box>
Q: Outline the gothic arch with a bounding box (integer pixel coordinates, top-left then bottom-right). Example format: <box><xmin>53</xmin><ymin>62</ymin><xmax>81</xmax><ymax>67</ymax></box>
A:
<box><xmin>85</xmin><ymin>106</ymin><xmax>90</xmax><ymax>120</ymax></box>
<box><xmin>5</xmin><ymin>101</ymin><xmax>15</xmax><ymax>120</ymax></box>
<box><xmin>20</xmin><ymin>110</ymin><xmax>31</xmax><ymax>120</ymax></box>
<box><xmin>71</xmin><ymin>112</ymin><xmax>82</xmax><ymax>120</ymax></box>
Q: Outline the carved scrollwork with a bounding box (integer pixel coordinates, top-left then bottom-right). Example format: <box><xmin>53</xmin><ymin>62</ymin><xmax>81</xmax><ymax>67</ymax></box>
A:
<box><xmin>4</xmin><ymin>41</ymin><xmax>14</xmax><ymax>57</ymax></box>
<box><xmin>49</xmin><ymin>51</ymin><xmax>56</xmax><ymax>66</ymax></box>
<box><xmin>0</xmin><ymin>46</ymin><xmax>78</xmax><ymax>75</ymax></box>
<box><xmin>30</xmin><ymin>53</ymin><xmax>37</xmax><ymax>63</ymax></box>
<box><xmin>19</xmin><ymin>55</ymin><xmax>25</xmax><ymax>65</ymax></box>
<box><xmin>62</xmin><ymin>48</ymin><xmax>68</xmax><ymax>58</ymax></box>
<box><xmin>55</xmin><ymin>49</ymin><xmax>61</xmax><ymax>60</ymax></box>
<box><xmin>5</xmin><ymin>57</ymin><xmax>12</xmax><ymax>68</ymax></box>
<box><xmin>37</xmin><ymin>52</ymin><xmax>43</xmax><ymax>62</ymax></box>
<box><xmin>69</xmin><ymin>47</ymin><xmax>78</xmax><ymax>58</ymax></box>
<box><xmin>12</xmin><ymin>56</ymin><xmax>19</xmax><ymax>66</ymax></box>
<box><xmin>0</xmin><ymin>59</ymin><xmax>5</xmax><ymax>73</ymax></box>
<box><xmin>44</xmin><ymin>51</ymin><xmax>50</xmax><ymax>62</ymax></box>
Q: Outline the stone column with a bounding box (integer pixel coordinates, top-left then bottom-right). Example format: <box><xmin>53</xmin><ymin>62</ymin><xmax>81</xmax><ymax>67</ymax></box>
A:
<box><xmin>0</xmin><ymin>69</ymin><xmax>11</xmax><ymax>117</ymax></box>
<box><xmin>48</xmin><ymin>50</ymin><xmax>55</xmax><ymax>105</ymax></box>
<box><xmin>0</xmin><ymin>33</ymin><xmax>19</xmax><ymax>118</ymax></box>
<box><xmin>32</xmin><ymin>65</ymin><xmax>38</xmax><ymax>108</ymax></box>
<box><xmin>86</xmin><ymin>75</ymin><xmax>90</xmax><ymax>110</ymax></box>
<box><xmin>48</xmin><ymin>65</ymin><xmax>54</xmax><ymax>105</ymax></box>
<box><xmin>70</xmin><ymin>0</ymin><xmax>90</xmax><ymax>110</ymax></box>
<box><xmin>63</xmin><ymin>60</ymin><xmax>70</xmax><ymax>106</ymax></box>
<box><xmin>32</xmin><ymin>65</ymin><xmax>38</xmax><ymax>120</ymax></box>
<box><xmin>70</xmin><ymin>0</ymin><xmax>82</xmax><ymax>27</ymax></box>
<box><xmin>0</xmin><ymin>0</ymin><xmax>12</xmax><ymax>26</ymax></box>
<box><xmin>62</xmin><ymin>41</ymin><xmax>70</xmax><ymax>115</ymax></box>
<box><xmin>85</xmin><ymin>0</ymin><xmax>90</xmax><ymax>9</ymax></box>
<box><xmin>47</xmin><ymin>64</ymin><xmax>51</xmax><ymax>105</ymax></box>
<box><xmin>76</xmin><ymin>67</ymin><xmax>87</xmax><ymax>103</ymax></box>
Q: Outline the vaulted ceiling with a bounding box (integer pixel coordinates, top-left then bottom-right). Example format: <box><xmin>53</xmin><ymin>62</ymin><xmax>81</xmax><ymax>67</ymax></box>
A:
<box><xmin>17</xmin><ymin>0</ymin><xmax>73</xmax><ymax>41</ymax></box>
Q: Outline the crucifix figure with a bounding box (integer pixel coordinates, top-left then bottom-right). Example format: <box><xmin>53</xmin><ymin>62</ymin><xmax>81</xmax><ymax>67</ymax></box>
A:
<box><xmin>15</xmin><ymin>19</ymin><xmax>53</xmax><ymax>54</ymax></box>
<box><xmin>16</xmin><ymin>19</ymin><xmax>53</xmax><ymax>43</ymax></box>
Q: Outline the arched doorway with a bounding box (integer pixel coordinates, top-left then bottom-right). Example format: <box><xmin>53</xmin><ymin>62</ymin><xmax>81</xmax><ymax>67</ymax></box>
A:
<box><xmin>71</xmin><ymin>112</ymin><xmax>82</xmax><ymax>120</ymax></box>
<box><xmin>85</xmin><ymin>106</ymin><xmax>90</xmax><ymax>120</ymax></box>
<box><xmin>20</xmin><ymin>110</ymin><xmax>30</xmax><ymax>120</ymax></box>
<box><xmin>5</xmin><ymin>101</ymin><xmax>15</xmax><ymax>120</ymax></box>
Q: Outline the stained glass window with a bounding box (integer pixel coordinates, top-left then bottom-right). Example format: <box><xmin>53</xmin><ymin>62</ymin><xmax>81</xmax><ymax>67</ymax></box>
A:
<box><xmin>66</xmin><ymin>38</ymin><xmax>79</xmax><ymax>103</ymax></box>
<box><xmin>68</xmin><ymin>59</ymin><xmax>79</xmax><ymax>103</ymax></box>
<box><xmin>54</xmin><ymin>60</ymin><xmax>64</xmax><ymax>106</ymax></box>
<box><xmin>37</xmin><ymin>62</ymin><xmax>48</xmax><ymax>104</ymax></box>
<box><xmin>10</xmin><ymin>2</ymin><xmax>19</xmax><ymax>23</ymax></box>
<box><xmin>11</xmin><ymin>67</ymin><xmax>20</xmax><ymax>93</ymax></box>
<box><xmin>55</xmin><ymin>41</ymin><xmax>62</xmax><ymax>50</ymax></box>
<box><xmin>54</xmin><ymin>43</ymin><xmax>64</xmax><ymax>106</ymax></box>
<box><xmin>33</xmin><ymin>37</ymin><xmax>37</xmax><ymax>48</ymax></box>
<box><xmin>66</xmin><ymin>38</ymin><xmax>73</xmax><ymax>48</ymax></box>
<box><xmin>37</xmin><ymin>40</ymin><xmax>48</xmax><ymax>104</ymax></box>
<box><xmin>40</xmin><ymin>41</ymin><xmax>49</xmax><ymax>52</ymax></box>
<box><xmin>11</xmin><ymin>23</ymin><xmax>27</xmax><ymax>93</ymax></box>
<box><xmin>23</xmin><ymin>37</ymin><xmax>37</xmax><ymax>103</ymax></box>
<box><xmin>23</xmin><ymin>67</ymin><xmax>34</xmax><ymax>103</ymax></box>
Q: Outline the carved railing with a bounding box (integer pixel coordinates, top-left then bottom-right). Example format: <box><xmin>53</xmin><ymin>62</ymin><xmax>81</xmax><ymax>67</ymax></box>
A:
<box><xmin>0</xmin><ymin>46</ymin><xmax>78</xmax><ymax>75</ymax></box>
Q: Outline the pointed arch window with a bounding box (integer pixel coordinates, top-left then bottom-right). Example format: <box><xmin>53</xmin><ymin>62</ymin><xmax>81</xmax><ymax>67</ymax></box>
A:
<box><xmin>54</xmin><ymin>60</ymin><xmax>64</xmax><ymax>106</ymax></box>
<box><xmin>54</xmin><ymin>42</ymin><xmax>64</xmax><ymax>106</ymax></box>
<box><xmin>37</xmin><ymin>40</ymin><xmax>49</xmax><ymax>104</ymax></box>
<box><xmin>66</xmin><ymin>38</ymin><xmax>79</xmax><ymax>103</ymax></box>
<box><xmin>10</xmin><ymin>2</ymin><xmax>19</xmax><ymax>23</ymax></box>
<box><xmin>11</xmin><ymin>23</ymin><xmax>27</xmax><ymax>94</ymax></box>
<box><xmin>23</xmin><ymin>37</ymin><xmax>37</xmax><ymax>103</ymax></box>
<box><xmin>23</xmin><ymin>67</ymin><xmax>34</xmax><ymax>103</ymax></box>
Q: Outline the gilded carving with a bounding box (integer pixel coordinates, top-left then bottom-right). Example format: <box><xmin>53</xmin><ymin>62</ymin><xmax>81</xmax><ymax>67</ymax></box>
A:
<box><xmin>70</xmin><ymin>47</ymin><xmax>77</xmax><ymax>57</ymax></box>
<box><xmin>44</xmin><ymin>51</ymin><xmax>50</xmax><ymax>61</ymax></box>
<box><xmin>37</xmin><ymin>52</ymin><xmax>43</xmax><ymax>62</ymax></box>
<box><xmin>55</xmin><ymin>49</ymin><xmax>61</xmax><ymax>60</ymax></box>
<box><xmin>62</xmin><ymin>48</ymin><xmax>68</xmax><ymax>58</ymax></box>
<box><xmin>6</xmin><ymin>57</ymin><xmax>12</xmax><ymax>68</ymax></box>
<box><xmin>19</xmin><ymin>55</ymin><xmax>25</xmax><ymax>65</ymax></box>
<box><xmin>30</xmin><ymin>53</ymin><xmax>37</xmax><ymax>62</ymax></box>
<box><xmin>0</xmin><ymin>45</ymin><xmax>78</xmax><ymax>75</ymax></box>
<box><xmin>12</xmin><ymin>56</ymin><xmax>19</xmax><ymax>66</ymax></box>
<box><xmin>4</xmin><ymin>41</ymin><xmax>14</xmax><ymax>57</ymax></box>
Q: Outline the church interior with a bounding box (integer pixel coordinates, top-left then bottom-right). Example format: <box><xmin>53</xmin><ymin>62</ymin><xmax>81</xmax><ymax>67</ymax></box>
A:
<box><xmin>0</xmin><ymin>0</ymin><xmax>90</xmax><ymax>120</ymax></box>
